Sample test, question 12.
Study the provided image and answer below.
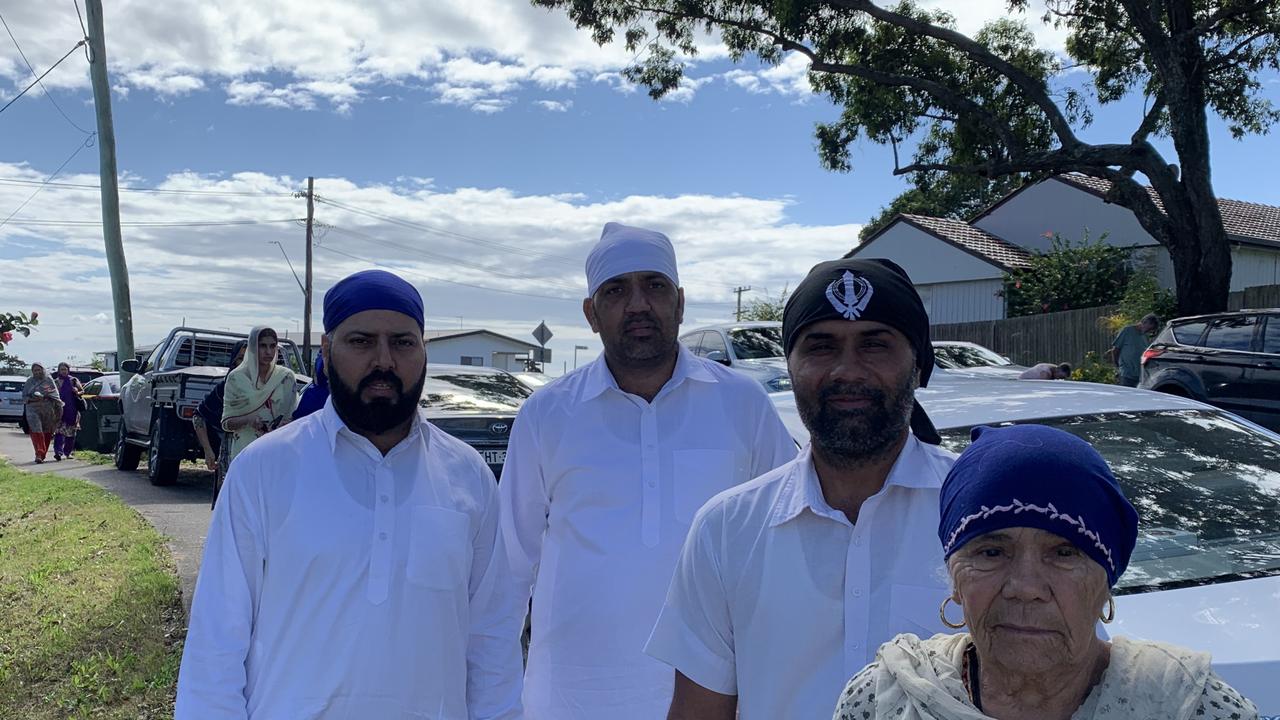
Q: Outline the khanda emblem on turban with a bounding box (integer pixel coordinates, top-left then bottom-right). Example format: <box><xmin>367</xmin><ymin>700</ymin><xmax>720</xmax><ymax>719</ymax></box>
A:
<box><xmin>825</xmin><ymin>270</ymin><xmax>875</xmax><ymax>320</ymax></box>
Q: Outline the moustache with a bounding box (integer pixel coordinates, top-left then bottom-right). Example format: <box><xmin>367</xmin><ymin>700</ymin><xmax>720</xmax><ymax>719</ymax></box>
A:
<box><xmin>358</xmin><ymin>370</ymin><xmax>405</xmax><ymax>395</ymax></box>
<box><xmin>818</xmin><ymin>382</ymin><xmax>885</xmax><ymax>407</ymax></box>
<box><xmin>623</xmin><ymin>313</ymin><xmax>659</xmax><ymax>329</ymax></box>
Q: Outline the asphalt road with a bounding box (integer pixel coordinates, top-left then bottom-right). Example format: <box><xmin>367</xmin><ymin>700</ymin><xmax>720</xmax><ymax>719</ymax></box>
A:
<box><xmin>0</xmin><ymin>424</ymin><xmax>213</xmax><ymax>618</ymax></box>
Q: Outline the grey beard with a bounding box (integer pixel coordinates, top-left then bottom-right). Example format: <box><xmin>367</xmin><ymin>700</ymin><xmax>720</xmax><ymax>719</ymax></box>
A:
<box><xmin>798</xmin><ymin>371</ymin><xmax>916</xmax><ymax>468</ymax></box>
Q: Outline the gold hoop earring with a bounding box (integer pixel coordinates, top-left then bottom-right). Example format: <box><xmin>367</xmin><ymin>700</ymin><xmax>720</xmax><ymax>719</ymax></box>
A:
<box><xmin>1100</xmin><ymin>597</ymin><xmax>1115</xmax><ymax>624</ymax></box>
<box><xmin>939</xmin><ymin>596</ymin><xmax>966</xmax><ymax>629</ymax></box>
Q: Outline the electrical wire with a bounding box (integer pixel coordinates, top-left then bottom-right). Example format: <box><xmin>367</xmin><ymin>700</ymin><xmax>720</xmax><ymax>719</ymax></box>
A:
<box><xmin>0</xmin><ymin>10</ymin><xmax>93</xmax><ymax>134</ymax></box>
<box><xmin>0</xmin><ymin>38</ymin><xmax>85</xmax><ymax>118</ymax></box>
<box><xmin>0</xmin><ymin>177</ymin><xmax>295</xmax><ymax>197</ymax></box>
<box><xmin>3</xmin><ymin>217</ymin><xmax>301</xmax><ymax>228</ymax></box>
<box><xmin>315</xmin><ymin>195</ymin><xmax>583</xmax><ymax>266</ymax></box>
<box><xmin>0</xmin><ymin>132</ymin><xmax>95</xmax><ymax>230</ymax></box>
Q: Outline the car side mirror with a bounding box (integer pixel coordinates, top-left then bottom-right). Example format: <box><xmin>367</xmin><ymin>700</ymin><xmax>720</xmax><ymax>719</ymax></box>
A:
<box><xmin>120</xmin><ymin>359</ymin><xmax>141</xmax><ymax>373</ymax></box>
<box><xmin>706</xmin><ymin>350</ymin><xmax>731</xmax><ymax>366</ymax></box>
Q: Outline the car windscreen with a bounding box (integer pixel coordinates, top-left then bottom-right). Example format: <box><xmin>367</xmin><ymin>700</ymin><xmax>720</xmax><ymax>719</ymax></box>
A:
<box><xmin>0</xmin><ymin>380</ymin><xmax>22</xmax><ymax>393</ymax></box>
<box><xmin>939</xmin><ymin>410</ymin><xmax>1280</xmax><ymax>595</ymax></box>
<box><xmin>730</xmin><ymin>326</ymin><xmax>784</xmax><ymax>360</ymax></box>
<box><xmin>933</xmin><ymin>344</ymin><xmax>1012</xmax><ymax>368</ymax></box>
<box><xmin>420</xmin><ymin>370</ymin><xmax>532</xmax><ymax>413</ymax></box>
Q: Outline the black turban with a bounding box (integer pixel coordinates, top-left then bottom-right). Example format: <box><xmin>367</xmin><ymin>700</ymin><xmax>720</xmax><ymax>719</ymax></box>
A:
<box><xmin>782</xmin><ymin>258</ymin><xmax>940</xmax><ymax>444</ymax></box>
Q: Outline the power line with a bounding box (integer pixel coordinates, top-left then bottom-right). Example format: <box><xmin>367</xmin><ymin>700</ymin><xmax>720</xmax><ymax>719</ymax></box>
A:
<box><xmin>0</xmin><ymin>132</ymin><xmax>95</xmax><ymax>230</ymax></box>
<box><xmin>0</xmin><ymin>177</ymin><xmax>295</xmax><ymax>197</ymax></box>
<box><xmin>2</xmin><ymin>217</ymin><xmax>301</xmax><ymax>228</ymax></box>
<box><xmin>0</xmin><ymin>38</ymin><xmax>85</xmax><ymax>118</ymax></box>
<box><xmin>0</xmin><ymin>10</ymin><xmax>93</xmax><ymax>134</ymax></box>
<box><xmin>315</xmin><ymin>195</ymin><xmax>583</xmax><ymax>266</ymax></box>
<box><xmin>316</xmin><ymin>245</ymin><xmax>584</xmax><ymax>303</ymax></box>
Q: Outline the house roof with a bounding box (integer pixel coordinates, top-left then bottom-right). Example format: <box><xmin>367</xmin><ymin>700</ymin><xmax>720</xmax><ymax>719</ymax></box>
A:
<box><xmin>858</xmin><ymin>214</ymin><xmax>1034</xmax><ymax>271</ymax></box>
<box><xmin>1051</xmin><ymin>174</ymin><xmax>1280</xmax><ymax>247</ymax></box>
<box><xmin>425</xmin><ymin>328</ymin><xmax>539</xmax><ymax>350</ymax></box>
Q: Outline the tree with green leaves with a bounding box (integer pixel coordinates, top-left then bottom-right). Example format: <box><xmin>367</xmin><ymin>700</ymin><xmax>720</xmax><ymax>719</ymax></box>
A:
<box><xmin>738</xmin><ymin>286</ymin><xmax>791</xmax><ymax>321</ymax></box>
<box><xmin>537</xmin><ymin>0</ymin><xmax>1279</xmax><ymax>315</ymax></box>
<box><xmin>0</xmin><ymin>311</ymin><xmax>38</xmax><ymax>352</ymax></box>
<box><xmin>858</xmin><ymin>174</ymin><xmax>1021</xmax><ymax>241</ymax></box>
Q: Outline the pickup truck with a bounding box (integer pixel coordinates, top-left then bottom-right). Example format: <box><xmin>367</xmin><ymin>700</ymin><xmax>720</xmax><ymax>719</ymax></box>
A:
<box><xmin>115</xmin><ymin>327</ymin><xmax>309</xmax><ymax>485</ymax></box>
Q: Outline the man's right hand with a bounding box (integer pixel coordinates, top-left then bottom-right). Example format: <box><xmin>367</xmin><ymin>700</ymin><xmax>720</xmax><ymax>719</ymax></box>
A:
<box><xmin>204</xmin><ymin>453</ymin><xmax>218</xmax><ymax>472</ymax></box>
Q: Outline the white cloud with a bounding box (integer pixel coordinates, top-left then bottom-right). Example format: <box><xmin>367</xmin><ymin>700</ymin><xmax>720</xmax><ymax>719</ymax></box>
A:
<box><xmin>536</xmin><ymin>100</ymin><xmax>573</xmax><ymax>112</ymax></box>
<box><xmin>0</xmin><ymin>162</ymin><xmax>860</xmax><ymax>373</ymax></box>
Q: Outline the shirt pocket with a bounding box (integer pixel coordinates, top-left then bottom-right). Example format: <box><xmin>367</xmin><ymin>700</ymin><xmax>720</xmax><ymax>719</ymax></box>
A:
<box><xmin>671</xmin><ymin>449</ymin><xmax>736</xmax><ymax>524</ymax></box>
<box><xmin>890</xmin><ymin>583</ymin><xmax>954</xmax><ymax>640</ymax></box>
<box><xmin>405</xmin><ymin>506</ymin><xmax>471</xmax><ymax>591</ymax></box>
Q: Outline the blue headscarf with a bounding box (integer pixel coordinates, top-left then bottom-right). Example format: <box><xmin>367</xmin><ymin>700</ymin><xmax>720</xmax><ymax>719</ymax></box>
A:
<box><xmin>323</xmin><ymin>269</ymin><xmax>424</xmax><ymax>333</ymax></box>
<box><xmin>292</xmin><ymin>352</ymin><xmax>329</xmax><ymax>420</ymax></box>
<box><xmin>938</xmin><ymin>424</ymin><xmax>1139</xmax><ymax>586</ymax></box>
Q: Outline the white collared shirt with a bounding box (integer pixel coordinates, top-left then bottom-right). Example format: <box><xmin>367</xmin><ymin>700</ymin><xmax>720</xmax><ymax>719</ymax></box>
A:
<box><xmin>644</xmin><ymin>437</ymin><xmax>959</xmax><ymax>720</ymax></box>
<box><xmin>499</xmin><ymin>347</ymin><xmax>797</xmax><ymax>720</ymax></box>
<box><xmin>176</xmin><ymin>400</ymin><xmax>524</xmax><ymax>720</ymax></box>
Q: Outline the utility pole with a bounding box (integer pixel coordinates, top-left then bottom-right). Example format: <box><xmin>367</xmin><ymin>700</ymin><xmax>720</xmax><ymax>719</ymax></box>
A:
<box><xmin>85</xmin><ymin>0</ymin><xmax>135</xmax><ymax>381</ymax></box>
<box><xmin>733</xmin><ymin>286</ymin><xmax>753</xmax><ymax>322</ymax></box>
<box><xmin>303</xmin><ymin>176</ymin><xmax>315</xmax><ymax>370</ymax></box>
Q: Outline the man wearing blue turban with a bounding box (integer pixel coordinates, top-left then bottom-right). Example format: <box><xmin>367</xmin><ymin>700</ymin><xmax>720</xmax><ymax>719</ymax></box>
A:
<box><xmin>177</xmin><ymin>269</ymin><xmax>524</xmax><ymax>719</ymax></box>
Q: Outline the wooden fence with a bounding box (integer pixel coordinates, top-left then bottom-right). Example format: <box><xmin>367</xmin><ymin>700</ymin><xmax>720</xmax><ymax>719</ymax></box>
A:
<box><xmin>932</xmin><ymin>283</ymin><xmax>1280</xmax><ymax>368</ymax></box>
<box><xmin>931</xmin><ymin>305</ymin><xmax>1118</xmax><ymax>368</ymax></box>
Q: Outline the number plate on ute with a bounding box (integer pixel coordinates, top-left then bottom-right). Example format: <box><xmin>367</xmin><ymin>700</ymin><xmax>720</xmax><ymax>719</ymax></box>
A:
<box><xmin>481</xmin><ymin>449</ymin><xmax>507</xmax><ymax>465</ymax></box>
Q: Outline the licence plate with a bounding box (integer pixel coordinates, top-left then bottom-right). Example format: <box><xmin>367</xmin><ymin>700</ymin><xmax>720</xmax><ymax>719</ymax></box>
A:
<box><xmin>7</xmin><ymin>399</ymin><xmax>21</xmax><ymax>405</ymax></box>
<box><xmin>481</xmin><ymin>449</ymin><xmax>506</xmax><ymax>465</ymax></box>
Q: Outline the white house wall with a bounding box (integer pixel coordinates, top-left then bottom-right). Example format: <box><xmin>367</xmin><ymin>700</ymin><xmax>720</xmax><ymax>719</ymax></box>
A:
<box><xmin>858</xmin><ymin>224</ymin><xmax>1003</xmax><ymax>284</ymax></box>
<box><xmin>974</xmin><ymin>180</ymin><xmax>1158</xmax><ymax>252</ymax></box>
<box><xmin>1231</xmin><ymin>246</ymin><xmax>1280</xmax><ymax>290</ymax></box>
<box><xmin>919</xmin><ymin>279</ymin><xmax>1006</xmax><ymax>324</ymax></box>
<box><xmin>427</xmin><ymin>335</ymin><xmax>537</xmax><ymax>371</ymax></box>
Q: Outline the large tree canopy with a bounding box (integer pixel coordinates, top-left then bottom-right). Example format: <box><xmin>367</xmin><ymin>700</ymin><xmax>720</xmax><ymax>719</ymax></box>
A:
<box><xmin>537</xmin><ymin>0</ymin><xmax>1280</xmax><ymax>314</ymax></box>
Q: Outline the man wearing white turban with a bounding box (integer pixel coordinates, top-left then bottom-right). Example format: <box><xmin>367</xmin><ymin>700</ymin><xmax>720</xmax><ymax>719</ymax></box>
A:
<box><xmin>499</xmin><ymin>222</ymin><xmax>797</xmax><ymax>719</ymax></box>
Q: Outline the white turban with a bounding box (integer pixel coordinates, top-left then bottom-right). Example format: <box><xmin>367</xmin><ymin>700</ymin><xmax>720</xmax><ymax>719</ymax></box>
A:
<box><xmin>585</xmin><ymin>222</ymin><xmax>680</xmax><ymax>298</ymax></box>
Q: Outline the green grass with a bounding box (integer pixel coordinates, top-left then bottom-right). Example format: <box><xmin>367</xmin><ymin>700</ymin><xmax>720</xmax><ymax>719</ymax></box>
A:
<box><xmin>0</xmin><ymin>461</ymin><xmax>183</xmax><ymax>719</ymax></box>
<box><xmin>72</xmin><ymin>450</ymin><xmax>114</xmax><ymax>466</ymax></box>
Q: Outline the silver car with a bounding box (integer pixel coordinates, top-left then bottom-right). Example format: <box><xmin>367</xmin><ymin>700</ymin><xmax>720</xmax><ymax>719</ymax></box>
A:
<box><xmin>679</xmin><ymin>322</ymin><xmax>791</xmax><ymax>392</ymax></box>
<box><xmin>0</xmin><ymin>374</ymin><xmax>25</xmax><ymax>423</ymax></box>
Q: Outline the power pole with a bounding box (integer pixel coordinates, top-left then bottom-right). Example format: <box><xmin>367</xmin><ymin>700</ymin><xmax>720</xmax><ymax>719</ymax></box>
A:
<box><xmin>733</xmin><ymin>286</ymin><xmax>753</xmax><ymax>322</ymax></box>
<box><xmin>85</xmin><ymin>0</ymin><xmax>135</xmax><ymax>381</ymax></box>
<box><xmin>303</xmin><ymin>176</ymin><xmax>314</xmax><ymax>370</ymax></box>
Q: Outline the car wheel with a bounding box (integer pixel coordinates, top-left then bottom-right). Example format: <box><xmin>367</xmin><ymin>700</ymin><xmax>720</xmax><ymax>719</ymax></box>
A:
<box><xmin>114</xmin><ymin>433</ymin><xmax>142</xmax><ymax>471</ymax></box>
<box><xmin>1155</xmin><ymin>384</ymin><xmax>1190</xmax><ymax>398</ymax></box>
<box><xmin>146</xmin><ymin>414</ymin><xmax>180</xmax><ymax>487</ymax></box>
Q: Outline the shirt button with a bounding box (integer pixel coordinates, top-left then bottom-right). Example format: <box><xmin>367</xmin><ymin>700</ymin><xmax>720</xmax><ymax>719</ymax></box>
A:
<box><xmin>853</xmin><ymin>536</ymin><xmax>863</xmax><ymax>547</ymax></box>
<box><xmin>379</xmin><ymin>494</ymin><xmax>389</xmax><ymax>503</ymax></box>
<box><xmin>853</xmin><ymin>589</ymin><xmax>863</xmax><ymax>598</ymax></box>
<box><xmin>379</xmin><ymin>532</ymin><xmax>388</xmax><ymax>541</ymax></box>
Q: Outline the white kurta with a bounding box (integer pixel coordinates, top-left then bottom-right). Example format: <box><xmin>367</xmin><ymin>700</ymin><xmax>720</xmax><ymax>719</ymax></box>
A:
<box><xmin>644</xmin><ymin>438</ymin><xmax>958</xmax><ymax>720</ymax></box>
<box><xmin>499</xmin><ymin>348</ymin><xmax>797</xmax><ymax>719</ymax></box>
<box><xmin>176</xmin><ymin>400</ymin><xmax>524</xmax><ymax>720</ymax></box>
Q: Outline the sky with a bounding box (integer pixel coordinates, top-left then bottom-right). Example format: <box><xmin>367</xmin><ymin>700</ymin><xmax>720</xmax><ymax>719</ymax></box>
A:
<box><xmin>1</xmin><ymin>0</ymin><xmax>1277</xmax><ymax>373</ymax></box>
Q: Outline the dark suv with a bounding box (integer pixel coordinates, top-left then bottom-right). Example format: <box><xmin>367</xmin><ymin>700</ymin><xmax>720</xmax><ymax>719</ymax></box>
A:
<box><xmin>1140</xmin><ymin>309</ymin><xmax>1280</xmax><ymax>431</ymax></box>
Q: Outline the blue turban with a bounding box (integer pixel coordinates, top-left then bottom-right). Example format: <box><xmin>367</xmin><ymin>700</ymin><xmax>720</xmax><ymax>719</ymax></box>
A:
<box><xmin>322</xmin><ymin>269</ymin><xmax>424</xmax><ymax>333</ymax></box>
<box><xmin>938</xmin><ymin>424</ymin><xmax>1139</xmax><ymax>586</ymax></box>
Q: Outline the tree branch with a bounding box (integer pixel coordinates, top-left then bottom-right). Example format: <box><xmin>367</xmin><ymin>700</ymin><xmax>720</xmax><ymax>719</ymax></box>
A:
<box><xmin>1191</xmin><ymin>0</ymin><xmax>1274</xmax><ymax>37</ymax></box>
<box><xmin>1132</xmin><ymin>93</ymin><xmax>1166</xmax><ymax>143</ymax></box>
<box><xmin>1206</xmin><ymin>28</ymin><xmax>1275</xmax><ymax>70</ymax></box>
<box><xmin>822</xmin><ymin>0</ymin><xmax>1081</xmax><ymax>147</ymax></box>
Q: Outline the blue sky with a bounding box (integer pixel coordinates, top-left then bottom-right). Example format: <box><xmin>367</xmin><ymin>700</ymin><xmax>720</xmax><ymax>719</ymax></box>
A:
<box><xmin>1</xmin><ymin>0</ymin><xmax>1277</xmax><ymax>370</ymax></box>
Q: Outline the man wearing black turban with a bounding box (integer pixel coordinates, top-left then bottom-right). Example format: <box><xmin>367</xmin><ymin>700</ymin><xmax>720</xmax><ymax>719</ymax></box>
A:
<box><xmin>648</xmin><ymin>258</ymin><xmax>962</xmax><ymax>720</ymax></box>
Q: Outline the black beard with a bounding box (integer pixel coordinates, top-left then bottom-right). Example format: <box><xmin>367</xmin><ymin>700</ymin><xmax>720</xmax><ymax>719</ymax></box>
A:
<box><xmin>328</xmin><ymin>364</ymin><xmax>427</xmax><ymax>435</ymax></box>
<box><xmin>600</xmin><ymin>311</ymin><xmax>679</xmax><ymax>370</ymax></box>
<box><xmin>796</xmin><ymin>368</ymin><xmax>916</xmax><ymax>467</ymax></box>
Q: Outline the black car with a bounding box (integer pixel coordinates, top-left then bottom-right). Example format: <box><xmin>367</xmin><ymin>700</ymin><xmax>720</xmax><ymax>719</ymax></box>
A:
<box><xmin>420</xmin><ymin>364</ymin><xmax>531</xmax><ymax>480</ymax></box>
<box><xmin>1140</xmin><ymin>309</ymin><xmax>1280</xmax><ymax>431</ymax></box>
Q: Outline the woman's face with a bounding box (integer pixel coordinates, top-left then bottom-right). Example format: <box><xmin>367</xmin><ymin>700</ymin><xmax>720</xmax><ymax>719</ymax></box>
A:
<box><xmin>57</xmin><ymin>363</ymin><xmax>69</xmax><ymax>377</ymax></box>
<box><xmin>949</xmin><ymin>526</ymin><xmax>1109</xmax><ymax>675</ymax></box>
<box><xmin>256</xmin><ymin>334</ymin><xmax>278</xmax><ymax>368</ymax></box>
<box><xmin>31</xmin><ymin>364</ymin><xmax>45</xmax><ymax>379</ymax></box>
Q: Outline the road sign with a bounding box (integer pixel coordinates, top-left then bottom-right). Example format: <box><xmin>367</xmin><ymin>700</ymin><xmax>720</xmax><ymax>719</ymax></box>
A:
<box><xmin>532</xmin><ymin>321</ymin><xmax>553</xmax><ymax>346</ymax></box>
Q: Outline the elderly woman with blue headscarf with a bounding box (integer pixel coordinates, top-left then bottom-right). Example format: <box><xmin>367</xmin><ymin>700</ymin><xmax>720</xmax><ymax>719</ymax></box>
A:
<box><xmin>833</xmin><ymin>424</ymin><xmax>1257</xmax><ymax>720</ymax></box>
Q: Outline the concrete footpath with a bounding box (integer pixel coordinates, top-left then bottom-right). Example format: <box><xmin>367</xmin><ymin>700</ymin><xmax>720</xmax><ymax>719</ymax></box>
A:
<box><xmin>0</xmin><ymin>425</ymin><xmax>213</xmax><ymax>618</ymax></box>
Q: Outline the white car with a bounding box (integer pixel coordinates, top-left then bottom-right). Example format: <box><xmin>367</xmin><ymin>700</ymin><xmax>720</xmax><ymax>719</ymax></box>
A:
<box><xmin>0</xmin><ymin>374</ymin><xmax>26</xmax><ymax>423</ymax></box>
<box><xmin>931</xmin><ymin>340</ymin><xmax>1025</xmax><ymax>377</ymax></box>
<box><xmin>771</xmin><ymin>374</ymin><xmax>1280</xmax><ymax>713</ymax></box>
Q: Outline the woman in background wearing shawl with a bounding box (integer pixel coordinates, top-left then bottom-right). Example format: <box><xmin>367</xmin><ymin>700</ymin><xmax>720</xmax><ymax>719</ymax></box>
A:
<box><xmin>221</xmin><ymin>327</ymin><xmax>296</xmax><ymax>472</ymax></box>
<box><xmin>194</xmin><ymin>341</ymin><xmax>245</xmax><ymax>508</ymax></box>
<box><xmin>53</xmin><ymin>362</ymin><xmax>85</xmax><ymax>461</ymax></box>
<box><xmin>291</xmin><ymin>350</ymin><xmax>328</xmax><ymax>420</ymax></box>
<box><xmin>22</xmin><ymin>362</ymin><xmax>63</xmax><ymax>463</ymax></box>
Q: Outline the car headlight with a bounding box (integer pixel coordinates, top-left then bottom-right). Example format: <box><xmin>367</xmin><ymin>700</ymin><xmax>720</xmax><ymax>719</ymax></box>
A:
<box><xmin>765</xmin><ymin>376</ymin><xmax>792</xmax><ymax>392</ymax></box>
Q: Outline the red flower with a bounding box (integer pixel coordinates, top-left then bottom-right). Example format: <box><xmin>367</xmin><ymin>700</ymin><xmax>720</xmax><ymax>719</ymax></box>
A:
<box><xmin>29</xmin><ymin>311</ymin><xmax>38</xmax><ymax>320</ymax></box>
<box><xmin>1</xmin><ymin>331</ymin><xmax>12</xmax><ymax>343</ymax></box>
